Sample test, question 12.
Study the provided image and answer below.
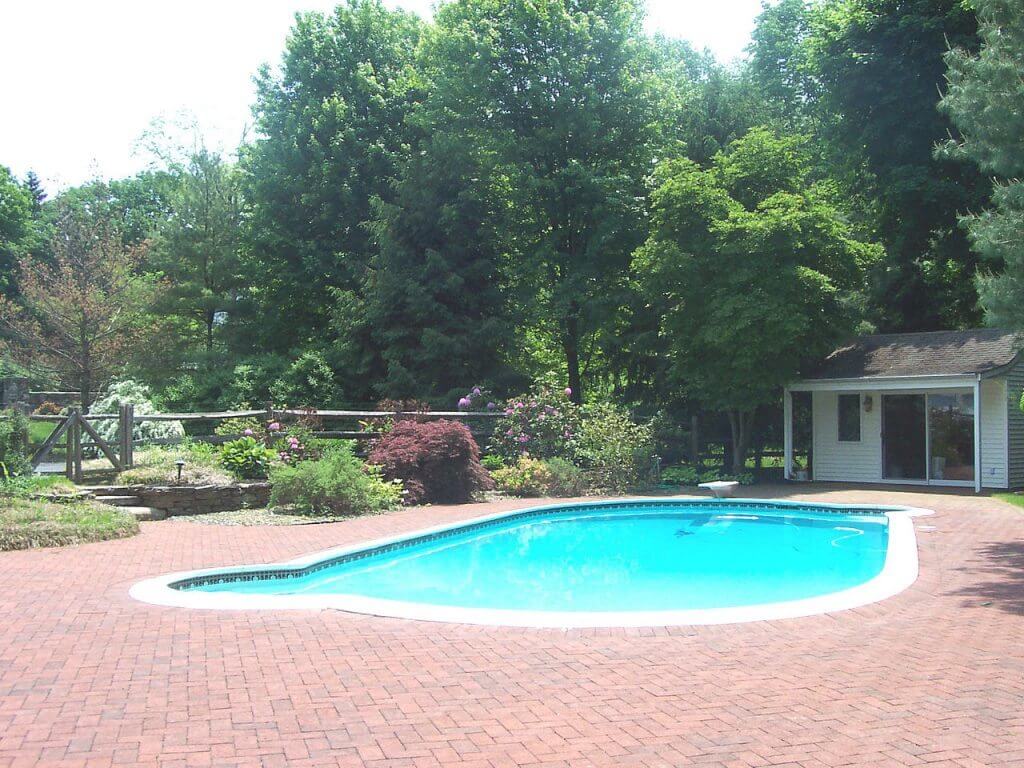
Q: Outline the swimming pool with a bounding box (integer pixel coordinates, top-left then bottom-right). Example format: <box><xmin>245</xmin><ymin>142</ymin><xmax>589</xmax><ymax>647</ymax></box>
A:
<box><xmin>130</xmin><ymin>499</ymin><xmax>925</xmax><ymax>627</ymax></box>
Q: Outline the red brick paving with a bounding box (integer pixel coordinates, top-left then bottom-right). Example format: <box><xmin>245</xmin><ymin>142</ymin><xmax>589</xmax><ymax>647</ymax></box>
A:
<box><xmin>1</xmin><ymin>486</ymin><xmax>1023</xmax><ymax>767</ymax></box>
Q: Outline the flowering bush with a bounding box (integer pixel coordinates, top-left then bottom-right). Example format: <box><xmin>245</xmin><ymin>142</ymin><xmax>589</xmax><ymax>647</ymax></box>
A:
<box><xmin>90</xmin><ymin>380</ymin><xmax>185</xmax><ymax>445</ymax></box>
<box><xmin>368</xmin><ymin>419</ymin><xmax>492</xmax><ymax>505</ymax></box>
<box><xmin>489</xmin><ymin>380</ymin><xmax>579</xmax><ymax>461</ymax></box>
<box><xmin>455</xmin><ymin>386</ymin><xmax>496</xmax><ymax>413</ymax></box>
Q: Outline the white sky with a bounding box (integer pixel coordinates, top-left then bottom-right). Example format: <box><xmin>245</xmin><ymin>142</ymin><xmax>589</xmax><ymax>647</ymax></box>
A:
<box><xmin>0</xmin><ymin>0</ymin><xmax>765</xmax><ymax>191</ymax></box>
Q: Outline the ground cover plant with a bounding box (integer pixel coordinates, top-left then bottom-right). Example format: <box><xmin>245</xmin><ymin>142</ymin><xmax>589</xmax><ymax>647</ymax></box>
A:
<box><xmin>0</xmin><ymin>475</ymin><xmax>138</xmax><ymax>550</ymax></box>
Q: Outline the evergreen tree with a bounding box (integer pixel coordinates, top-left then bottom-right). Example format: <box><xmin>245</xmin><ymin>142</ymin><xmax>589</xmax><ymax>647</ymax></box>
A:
<box><xmin>365</xmin><ymin>134</ymin><xmax>516</xmax><ymax>402</ymax></box>
<box><xmin>940</xmin><ymin>0</ymin><xmax>1024</xmax><ymax>329</ymax></box>
<box><xmin>23</xmin><ymin>171</ymin><xmax>46</xmax><ymax>213</ymax></box>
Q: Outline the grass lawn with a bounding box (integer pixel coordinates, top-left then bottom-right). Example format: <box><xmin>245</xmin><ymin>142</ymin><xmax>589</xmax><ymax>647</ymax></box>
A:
<box><xmin>992</xmin><ymin>492</ymin><xmax>1024</xmax><ymax>510</ymax></box>
<box><xmin>0</xmin><ymin>476</ymin><xmax>139</xmax><ymax>551</ymax></box>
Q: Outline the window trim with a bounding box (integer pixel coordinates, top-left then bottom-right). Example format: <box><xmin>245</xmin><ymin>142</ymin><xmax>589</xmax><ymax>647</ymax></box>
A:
<box><xmin>838</xmin><ymin>394</ymin><xmax>862</xmax><ymax>443</ymax></box>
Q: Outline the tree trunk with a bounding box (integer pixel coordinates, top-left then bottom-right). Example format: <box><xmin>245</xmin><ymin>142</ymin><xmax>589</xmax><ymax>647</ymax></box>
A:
<box><xmin>562</xmin><ymin>308</ymin><xmax>582</xmax><ymax>404</ymax></box>
<box><xmin>727</xmin><ymin>409</ymin><xmax>755</xmax><ymax>475</ymax></box>
<box><xmin>689</xmin><ymin>413</ymin><xmax>701</xmax><ymax>464</ymax></box>
<box><xmin>205</xmin><ymin>310</ymin><xmax>215</xmax><ymax>353</ymax></box>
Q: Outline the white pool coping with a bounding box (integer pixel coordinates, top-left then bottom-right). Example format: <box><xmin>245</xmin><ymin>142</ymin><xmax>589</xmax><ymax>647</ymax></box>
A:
<box><xmin>129</xmin><ymin>497</ymin><xmax>932</xmax><ymax>628</ymax></box>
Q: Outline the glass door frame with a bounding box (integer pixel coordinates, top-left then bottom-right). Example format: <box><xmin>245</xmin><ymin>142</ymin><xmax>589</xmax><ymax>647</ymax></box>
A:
<box><xmin>880</xmin><ymin>388</ymin><xmax>977</xmax><ymax>488</ymax></box>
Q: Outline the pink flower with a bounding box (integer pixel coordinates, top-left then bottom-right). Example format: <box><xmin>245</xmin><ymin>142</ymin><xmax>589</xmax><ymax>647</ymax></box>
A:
<box><xmin>564</xmin><ymin>387</ymin><xmax>573</xmax><ymax>397</ymax></box>
<box><xmin>268</xmin><ymin>422</ymin><xmax>281</xmax><ymax>432</ymax></box>
<box><xmin>243</xmin><ymin>428</ymin><xmax>254</xmax><ymax>436</ymax></box>
<box><xmin>458</xmin><ymin>397</ymin><xmax>472</xmax><ymax>410</ymax></box>
<box><xmin>518</xmin><ymin>435</ymin><xmax>529</xmax><ymax>443</ymax></box>
<box><xmin>486</xmin><ymin>402</ymin><xmax>496</xmax><ymax>411</ymax></box>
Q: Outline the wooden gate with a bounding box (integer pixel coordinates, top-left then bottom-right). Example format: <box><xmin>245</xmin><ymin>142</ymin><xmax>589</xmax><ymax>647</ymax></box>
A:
<box><xmin>31</xmin><ymin>406</ymin><xmax>133</xmax><ymax>481</ymax></box>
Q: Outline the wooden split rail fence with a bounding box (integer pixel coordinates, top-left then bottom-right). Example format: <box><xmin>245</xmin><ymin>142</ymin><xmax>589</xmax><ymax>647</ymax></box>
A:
<box><xmin>27</xmin><ymin>407</ymin><xmax>502</xmax><ymax>480</ymax></box>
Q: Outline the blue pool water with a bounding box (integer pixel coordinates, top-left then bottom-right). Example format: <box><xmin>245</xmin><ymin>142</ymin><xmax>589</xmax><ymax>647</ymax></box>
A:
<box><xmin>183</xmin><ymin>503</ymin><xmax>891</xmax><ymax>613</ymax></box>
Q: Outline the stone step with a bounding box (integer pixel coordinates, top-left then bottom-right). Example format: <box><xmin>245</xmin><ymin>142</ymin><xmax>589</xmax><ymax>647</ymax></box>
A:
<box><xmin>118</xmin><ymin>506</ymin><xmax>167</xmax><ymax>522</ymax></box>
<box><xmin>80</xmin><ymin>485</ymin><xmax>136</xmax><ymax>495</ymax></box>
<box><xmin>93</xmin><ymin>495</ymin><xmax>143</xmax><ymax>507</ymax></box>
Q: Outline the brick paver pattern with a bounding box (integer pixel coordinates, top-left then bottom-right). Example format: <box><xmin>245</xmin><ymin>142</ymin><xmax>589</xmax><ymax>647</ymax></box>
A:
<box><xmin>1</xmin><ymin>486</ymin><xmax>1023</xmax><ymax>767</ymax></box>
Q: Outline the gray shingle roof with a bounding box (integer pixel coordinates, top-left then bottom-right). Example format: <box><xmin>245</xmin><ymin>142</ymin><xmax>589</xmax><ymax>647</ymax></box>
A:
<box><xmin>805</xmin><ymin>329</ymin><xmax>1022</xmax><ymax>380</ymax></box>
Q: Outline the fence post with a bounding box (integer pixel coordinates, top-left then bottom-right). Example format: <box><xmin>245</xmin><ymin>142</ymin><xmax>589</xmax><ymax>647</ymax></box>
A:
<box><xmin>265</xmin><ymin>401</ymin><xmax>275</xmax><ymax>426</ymax></box>
<box><xmin>119</xmin><ymin>404</ymin><xmax>135</xmax><ymax>468</ymax></box>
<box><xmin>65</xmin><ymin>412</ymin><xmax>74</xmax><ymax>480</ymax></box>
<box><xmin>65</xmin><ymin>409</ymin><xmax>83</xmax><ymax>483</ymax></box>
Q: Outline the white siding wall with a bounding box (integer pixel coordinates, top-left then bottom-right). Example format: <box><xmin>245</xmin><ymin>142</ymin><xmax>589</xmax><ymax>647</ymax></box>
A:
<box><xmin>811</xmin><ymin>391</ymin><xmax>882</xmax><ymax>483</ymax></box>
<box><xmin>1004</xmin><ymin>362</ymin><xmax>1024</xmax><ymax>488</ymax></box>
<box><xmin>980</xmin><ymin>378</ymin><xmax>1008</xmax><ymax>489</ymax></box>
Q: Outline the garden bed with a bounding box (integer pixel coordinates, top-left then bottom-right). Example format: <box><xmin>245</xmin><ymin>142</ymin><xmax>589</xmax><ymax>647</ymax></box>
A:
<box><xmin>0</xmin><ymin>493</ymin><xmax>139</xmax><ymax>551</ymax></box>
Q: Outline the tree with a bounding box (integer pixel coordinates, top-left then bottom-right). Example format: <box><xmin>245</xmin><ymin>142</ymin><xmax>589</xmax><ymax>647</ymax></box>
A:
<box><xmin>635</xmin><ymin>128</ymin><xmax>881</xmax><ymax>473</ymax></box>
<box><xmin>239</xmin><ymin>0</ymin><xmax>423</xmax><ymax>383</ymax></box>
<box><xmin>0</xmin><ymin>167</ymin><xmax>32</xmax><ymax>297</ymax></box>
<box><xmin>420</xmin><ymin>0</ymin><xmax>662</xmax><ymax>403</ymax></box>
<box><xmin>150</xmin><ymin>147</ymin><xmax>241</xmax><ymax>355</ymax></box>
<box><xmin>365</xmin><ymin>133</ymin><xmax>517</xmax><ymax>401</ymax></box>
<box><xmin>23</xmin><ymin>171</ymin><xmax>46</xmax><ymax>213</ymax></box>
<box><xmin>940</xmin><ymin>0</ymin><xmax>1024</xmax><ymax>330</ymax></box>
<box><xmin>800</xmin><ymin>0</ymin><xmax>987</xmax><ymax>331</ymax></box>
<box><xmin>0</xmin><ymin>212</ymin><xmax>160</xmax><ymax>408</ymax></box>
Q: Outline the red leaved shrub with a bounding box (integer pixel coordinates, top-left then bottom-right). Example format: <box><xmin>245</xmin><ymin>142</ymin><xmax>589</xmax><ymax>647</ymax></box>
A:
<box><xmin>368</xmin><ymin>419</ymin><xmax>492</xmax><ymax>505</ymax></box>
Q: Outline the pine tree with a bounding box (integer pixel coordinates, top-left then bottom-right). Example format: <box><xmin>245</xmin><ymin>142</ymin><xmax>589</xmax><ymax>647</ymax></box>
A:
<box><xmin>940</xmin><ymin>0</ymin><xmax>1024</xmax><ymax>328</ymax></box>
<box><xmin>23</xmin><ymin>171</ymin><xmax>46</xmax><ymax>213</ymax></box>
<box><xmin>364</xmin><ymin>134</ymin><xmax>515</xmax><ymax>402</ymax></box>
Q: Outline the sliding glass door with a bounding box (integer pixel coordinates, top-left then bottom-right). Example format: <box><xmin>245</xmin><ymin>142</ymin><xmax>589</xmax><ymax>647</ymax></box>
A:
<box><xmin>883</xmin><ymin>395</ymin><xmax>927</xmax><ymax>480</ymax></box>
<box><xmin>928</xmin><ymin>393</ymin><xmax>975</xmax><ymax>483</ymax></box>
<box><xmin>882</xmin><ymin>392</ymin><xmax>975</xmax><ymax>484</ymax></box>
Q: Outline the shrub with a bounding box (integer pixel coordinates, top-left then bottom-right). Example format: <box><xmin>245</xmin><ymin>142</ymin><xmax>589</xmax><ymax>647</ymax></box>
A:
<box><xmin>660</xmin><ymin>466</ymin><xmax>755</xmax><ymax>487</ymax></box>
<box><xmin>661</xmin><ymin>466</ymin><xmax>700</xmax><ymax>486</ymax></box>
<box><xmin>369</xmin><ymin>419</ymin><xmax>492</xmax><ymax>504</ymax></box>
<box><xmin>572</xmin><ymin>402</ymin><xmax>655</xmax><ymax>492</ymax></box>
<box><xmin>269</xmin><ymin>443</ymin><xmax>402</xmax><ymax>515</ymax></box>
<box><xmin>0</xmin><ymin>409</ymin><xmax>32</xmax><ymax>479</ymax></box>
<box><xmin>32</xmin><ymin>401</ymin><xmax>63</xmax><ymax>416</ymax></box>
<box><xmin>542</xmin><ymin>457</ymin><xmax>588</xmax><ymax>496</ymax></box>
<box><xmin>490</xmin><ymin>378</ymin><xmax>579</xmax><ymax>461</ymax></box>
<box><xmin>491</xmin><ymin>456</ymin><xmax>588</xmax><ymax>497</ymax></box>
<box><xmin>480</xmin><ymin>454</ymin><xmax>505</xmax><ymax>471</ymax></box>
<box><xmin>90</xmin><ymin>380</ymin><xmax>185</xmax><ymax>445</ymax></box>
<box><xmin>491</xmin><ymin>456</ymin><xmax>553</xmax><ymax>496</ymax></box>
<box><xmin>220</xmin><ymin>437</ymin><xmax>276</xmax><ymax>480</ymax></box>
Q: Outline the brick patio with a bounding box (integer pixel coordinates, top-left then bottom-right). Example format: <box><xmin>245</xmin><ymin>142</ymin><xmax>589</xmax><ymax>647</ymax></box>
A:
<box><xmin>1</xmin><ymin>486</ymin><xmax>1022</xmax><ymax>767</ymax></box>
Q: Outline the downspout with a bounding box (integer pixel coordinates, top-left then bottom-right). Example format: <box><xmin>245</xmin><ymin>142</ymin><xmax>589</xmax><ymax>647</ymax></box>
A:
<box><xmin>974</xmin><ymin>375</ymin><xmax>982</xmax><ymax>494</ymax></box>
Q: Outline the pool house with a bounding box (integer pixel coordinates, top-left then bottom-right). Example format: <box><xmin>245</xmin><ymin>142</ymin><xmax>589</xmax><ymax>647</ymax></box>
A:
<box><xmin>783</xmin><ymin>329</ymin><xmax>1024</xmax><ymax>492</ymax></box>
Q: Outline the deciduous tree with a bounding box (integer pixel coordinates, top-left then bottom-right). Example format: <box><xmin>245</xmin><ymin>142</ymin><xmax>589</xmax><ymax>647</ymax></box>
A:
<box><xmin>0</xmin><ymin>213</ymin><xmax>160</xmax><ymax>408</ymax></box>
<box><xmin>635</xmin><ymin>128</ymin><xmax>881</xmax><ymax>472</ymax></box>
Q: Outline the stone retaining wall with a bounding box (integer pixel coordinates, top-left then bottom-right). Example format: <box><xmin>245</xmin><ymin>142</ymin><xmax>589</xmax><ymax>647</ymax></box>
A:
<box><xmin>130</xmin><ymin>483</ymin><xmax>271</xmax><ymax>517</ymax></box>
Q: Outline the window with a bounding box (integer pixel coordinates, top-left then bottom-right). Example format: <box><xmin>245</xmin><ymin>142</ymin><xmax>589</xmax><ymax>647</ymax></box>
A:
<box><xmin>838</xmin><ymin>394</ymin><xmax>861</xmax><ymax>442</ymax></box>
